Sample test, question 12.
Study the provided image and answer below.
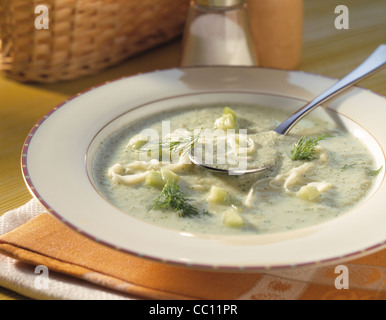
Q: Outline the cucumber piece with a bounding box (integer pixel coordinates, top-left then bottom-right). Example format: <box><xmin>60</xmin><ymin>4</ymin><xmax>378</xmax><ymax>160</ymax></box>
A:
<box><xmin>161</xmin><ymin>168</ymin><xmax>180</xmax><ymax>184</ymax></box>
<box><xmin>223</xmin><ymin>106</ymin><xmax>237</xmax><ymax>120</ymax></box>
<box><xmin>214</xmin><ymin>113</ymin><xmax>236</xmax><ymax>130</ymax></box>
<box><xmin>207</xmin><ymin>186</ymin><xmax>231</xmax><ymax>205</ymax></box>
<box><xmin>223</xmin><ymin>209</ymin><xmax>245</xmax><ymax>228</ymax></box>
<box><xmin>145</xmin><ymin>170</ymin><xmax>164</xmax><ymax>189</ymax></box>
<box><xmin>127</xmin><ymin>134</ymin><xmax>148</xmax><ymax>150</ymax></box>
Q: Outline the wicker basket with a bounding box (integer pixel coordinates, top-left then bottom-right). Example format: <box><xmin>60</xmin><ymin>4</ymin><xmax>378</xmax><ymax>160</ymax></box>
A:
<box><xmin>0</xmin><ymin>0</ymin><xmax>190</xmax><ymax>83</ymax></box>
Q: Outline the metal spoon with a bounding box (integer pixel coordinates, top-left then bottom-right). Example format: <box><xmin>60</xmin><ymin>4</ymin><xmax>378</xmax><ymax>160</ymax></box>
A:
<box><xmin>189</xmin><ymin>44</ymin><xmax>386</xmax><ymax>175</ymax></box>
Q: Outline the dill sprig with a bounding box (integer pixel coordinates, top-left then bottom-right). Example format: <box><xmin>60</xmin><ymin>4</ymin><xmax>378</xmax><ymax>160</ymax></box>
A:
<box><xmin>291</xmin><ymin>134</ymin><xmax>330</xmax><ymax>161</ymax></box>
<box><xmin>141</xmin><ymin>128</ymin><xmax>202</xmax><ymax>156</ymax></box>
<box><xmin>151</xmin><ymin>180</ymin><xmax>208</xmax><ymax>218</ymax></box>
<box><xmin>367</xmin><ymin>165</ymin><xmax>383</xmax><ymax>177</ymax></box>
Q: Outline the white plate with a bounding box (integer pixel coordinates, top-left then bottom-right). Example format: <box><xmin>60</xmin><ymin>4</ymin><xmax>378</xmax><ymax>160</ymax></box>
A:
<box><xmin>22</xmin><ymin>67</ymin><xmax>386</xmax><ymax>271</ymax></box>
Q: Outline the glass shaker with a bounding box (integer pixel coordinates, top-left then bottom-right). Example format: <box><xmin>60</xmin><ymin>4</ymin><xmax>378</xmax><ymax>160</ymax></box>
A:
<box><xmin>180</xmin><ymin>0</ymin><xmax>257</xmax><ymax>67</ymax></box>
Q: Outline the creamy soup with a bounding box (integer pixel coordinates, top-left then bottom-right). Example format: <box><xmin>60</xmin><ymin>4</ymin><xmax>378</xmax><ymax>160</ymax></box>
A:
<box><xmin>93</xmin><ymin>104</ymin><xmax>379</xmax><ymax>236</ymax></box>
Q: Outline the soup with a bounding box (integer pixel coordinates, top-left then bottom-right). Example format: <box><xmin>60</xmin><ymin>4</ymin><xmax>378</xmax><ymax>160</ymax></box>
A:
<box><xmin>93</xmin><ymin>104</ymin><xmax>379</xmax><ymax>236</ymax></box>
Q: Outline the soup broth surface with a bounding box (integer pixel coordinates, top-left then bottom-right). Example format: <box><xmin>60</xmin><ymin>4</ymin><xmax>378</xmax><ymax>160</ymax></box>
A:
<box><xmin>93</xmin><ymin>104</ymin><xmax>377</xmax><ymax>236</ymax></box>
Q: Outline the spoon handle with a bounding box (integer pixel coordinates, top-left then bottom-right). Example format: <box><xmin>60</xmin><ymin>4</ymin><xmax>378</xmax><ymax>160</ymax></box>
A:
<box><xmin>275</xmin><ymin>44</ymin><xmax>386</xmax><ymax>135</ymax></box>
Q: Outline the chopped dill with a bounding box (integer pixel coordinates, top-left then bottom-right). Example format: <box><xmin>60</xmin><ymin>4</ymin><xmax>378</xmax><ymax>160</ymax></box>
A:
<box><xmin>291</xmin><ymin>134</ymin><xmax>330</xmax><ymax>161</ymax></box>
<box><xmin>367</xmin><ymin>166</ymin><xmax>383</xmax><ymax>177</ymax></box>
<box><xmin>341</xmin><ymin>163</ymin><xmax>356</xmax><ymax>171</ymax></box>
<box><xmin>151</xmin><ymin>180</ymin><xmax>209</xmax><ymax>218</ymax></box>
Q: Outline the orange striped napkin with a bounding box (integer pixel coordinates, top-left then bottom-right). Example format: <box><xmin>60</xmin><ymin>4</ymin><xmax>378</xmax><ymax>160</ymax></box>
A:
<box><xmin>0</xmin><ymin>199</ymin><xmax>385</xmax><ymax>300</ymax></box>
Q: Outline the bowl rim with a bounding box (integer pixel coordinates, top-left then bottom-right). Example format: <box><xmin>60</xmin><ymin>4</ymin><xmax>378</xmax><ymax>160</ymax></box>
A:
<box><xmin>21</xmin><ymin>66</ymin><xmax>386</xmax><ymax>271</ymax></box>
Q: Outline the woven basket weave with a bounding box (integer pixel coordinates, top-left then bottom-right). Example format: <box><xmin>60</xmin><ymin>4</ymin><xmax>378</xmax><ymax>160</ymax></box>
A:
<box><xmin>0</xmin><ymin>0</ymin><xmax>190</xmax><ymax>83</ymax></box>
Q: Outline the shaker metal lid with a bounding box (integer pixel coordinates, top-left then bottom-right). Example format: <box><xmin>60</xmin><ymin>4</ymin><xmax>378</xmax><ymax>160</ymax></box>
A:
<box><xmin>195</xmin><ymin>0</ymin><xmax>245</xmax><ymax>7</ymax></box>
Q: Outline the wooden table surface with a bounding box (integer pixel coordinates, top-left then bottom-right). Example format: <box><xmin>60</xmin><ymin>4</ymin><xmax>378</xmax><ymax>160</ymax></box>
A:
<box><xmin>1</xmin><ymin>0</ymin><xmax>385</xmax><ymax>300</ymax></box>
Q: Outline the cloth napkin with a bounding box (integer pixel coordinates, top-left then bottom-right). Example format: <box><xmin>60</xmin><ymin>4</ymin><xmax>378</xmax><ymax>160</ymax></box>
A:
<box><xmin>0</xmin><ymin>198</ymin><xmax>385</xmax><ymax>300</ymax></box>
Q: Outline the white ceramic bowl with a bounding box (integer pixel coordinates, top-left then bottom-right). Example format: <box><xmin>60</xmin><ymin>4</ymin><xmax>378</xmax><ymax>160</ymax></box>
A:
<box><xmin>22</xmin><ymin>67</ymin><xmax>386</xmax><ymax>271</ymax></box>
